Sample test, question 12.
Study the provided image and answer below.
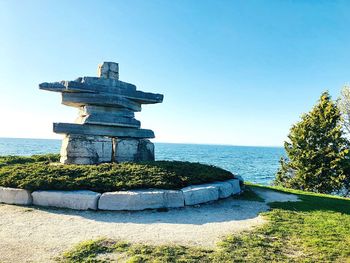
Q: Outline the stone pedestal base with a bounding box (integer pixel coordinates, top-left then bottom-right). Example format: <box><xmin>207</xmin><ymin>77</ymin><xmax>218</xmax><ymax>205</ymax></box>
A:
<box><xmin>60</xmin><ymin>135</ymin><xmax>154</xmax><ymax>165</ymax></box>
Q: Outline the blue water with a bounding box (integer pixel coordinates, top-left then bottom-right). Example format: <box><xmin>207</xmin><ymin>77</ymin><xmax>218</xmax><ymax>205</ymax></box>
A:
<box><xmin>0</xmin><ymin>138</ymin><xmax>285</xmax><ymax>185</ymax></box>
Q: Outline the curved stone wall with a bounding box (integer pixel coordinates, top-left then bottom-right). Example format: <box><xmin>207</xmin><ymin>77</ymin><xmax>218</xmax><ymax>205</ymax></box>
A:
<box><xmin>0</xmin><ymin>178</ymin><xmax>242</xmax><ymax>211</ymax></box>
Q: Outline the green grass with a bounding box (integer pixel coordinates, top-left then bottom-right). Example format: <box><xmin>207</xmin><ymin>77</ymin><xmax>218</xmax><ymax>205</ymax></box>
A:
<box><xmin>214</xmin><ymin>185</ymin><xmax>350</xmax><ymax>262</ymax></box>
<box><xmin>0</xmin><ymin>154</ymin><xmax>234</xmax><ymax>192</ymax></box>
<box><xmin>59</xmin><ymin>239</ymin><xmax>131</xmax><ymax>262</ymax></box>
<box><xmin>246</xmin><ymin>181</ymin><xmax>350</xmax><ymax>201</ymax></box>
<box><xmin>232</xmin><ymin>185</ymin><xmax>265</xmax><ymax>202</ymax></box>
<box><xmin>59</xmin><ymin>239</ymin><xmax>212</xmax><ymax>263</ymax></box>
<box><xmin>58</xmin><ymin>185</ymin><xmax>350</xmax><ymax>263</ymax></box>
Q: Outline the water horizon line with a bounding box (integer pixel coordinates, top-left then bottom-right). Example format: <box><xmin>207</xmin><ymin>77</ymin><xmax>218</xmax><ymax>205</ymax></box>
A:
<box><xmin>0</xmin><ymin>136</ymin><xmax>284</xmax><ymax>149</ymax></box>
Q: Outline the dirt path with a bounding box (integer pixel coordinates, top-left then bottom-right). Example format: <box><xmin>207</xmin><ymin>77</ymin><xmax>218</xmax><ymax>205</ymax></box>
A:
<box><xmin>0</xmin><ymin>188</ymin><xmax>299</xmax><ymax>263</ymax></box>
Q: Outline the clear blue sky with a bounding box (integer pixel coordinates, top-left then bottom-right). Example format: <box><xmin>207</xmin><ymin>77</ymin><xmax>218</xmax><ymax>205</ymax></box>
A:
<box><xmin>0</xmin><ymin>0</ymin><xmax>349</xmax><ymax>146</ymax></box>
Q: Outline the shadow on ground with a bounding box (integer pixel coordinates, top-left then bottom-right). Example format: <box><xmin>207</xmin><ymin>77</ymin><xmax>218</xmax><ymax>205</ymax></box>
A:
<box><xmin>27</xmin><ymin>197</ymin><xmax>269</xmax><ymax>225</ymax></box>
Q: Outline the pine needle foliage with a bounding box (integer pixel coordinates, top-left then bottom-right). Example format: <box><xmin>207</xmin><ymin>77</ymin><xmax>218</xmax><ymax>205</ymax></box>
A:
<box><xmin>0</xmin><ymin>156</ymin><xmax>234</xmax><ymax>192</ymax></box>
<box><xmin>275</xmin><ymin>92</ymin><xmax>350</xmax><ymax>196</ymax></box>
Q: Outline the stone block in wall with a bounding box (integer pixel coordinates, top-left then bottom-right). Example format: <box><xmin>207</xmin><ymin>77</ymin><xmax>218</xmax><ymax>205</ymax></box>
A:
<box><xmin>235</xmin><ymin>175</ymin><xmax>244</xmax><ymax>189</ymax></box>
<box><xmin>60</xmin><ymin>134</ymin><xmax>112</xmax><ymax>164</ymax></box>
<box><xmin>0</xmin><ymin>187</ymin><xmax>32</xmax><ymax>205</ymax></box>
<box><xmin>32</xmin><ymin>190</ymin><xmax>101</xmax><ymax>210</ymax></box>
<box><xmin>98</xmin><ymin>189</ymin><xmax>184</xmax><ymax>211</ymax></box>
<box><xmin>163</xmin><ymin>190</ymin><xmax>185</xmax><ymax>208</ymax></box>
<box><xmin>211</xmin><ymin>181</ymin><xmax>234</xmax><ymax>198</ymax></box>
<box><xmin>226</xmin><ymin>179</ymin><xmax>241</xmax><ymax>195</ymax></box>
<box><xmin>181</xmin><ymin>185</ymin><xmax>219</xmax><ymax>205</ymax></box>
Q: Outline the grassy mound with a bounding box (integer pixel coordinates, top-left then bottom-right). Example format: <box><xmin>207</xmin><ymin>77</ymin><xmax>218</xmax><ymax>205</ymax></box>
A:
<box><xmin>0</xmin><ymin>154</ymin><xmax>234</xmax><ymax>192</ymax></box>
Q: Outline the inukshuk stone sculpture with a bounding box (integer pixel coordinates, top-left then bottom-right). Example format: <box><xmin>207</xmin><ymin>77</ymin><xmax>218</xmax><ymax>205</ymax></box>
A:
<box><xmin>39</xmin><ymin>62</ymin><xmax>163</xmax><ymax>165</ymax></box>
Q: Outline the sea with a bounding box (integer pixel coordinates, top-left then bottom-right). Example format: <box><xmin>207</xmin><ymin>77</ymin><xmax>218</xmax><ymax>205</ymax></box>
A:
<box><xmin>0</xmin><ymin>138</ymin><xmax>285</xmax><ymax>186</ymax></box>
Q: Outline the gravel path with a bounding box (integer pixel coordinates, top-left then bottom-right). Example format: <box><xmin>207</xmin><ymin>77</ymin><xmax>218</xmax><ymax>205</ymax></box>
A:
<box><xmin>0</xmin><ymin>188</ymin><xmax>299</xmax><ymax>263</ymax></box>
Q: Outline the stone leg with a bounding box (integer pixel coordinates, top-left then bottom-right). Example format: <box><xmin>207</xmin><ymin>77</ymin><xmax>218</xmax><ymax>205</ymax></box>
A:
<box><xmin>60</xmin><ymin>134</ymin><xmax>113</xmax><ymax>165</ymax></box>
<box><xmin>114</xmin><ymin>138</ymin><xmax>154</xmax><ymax>162</ymax></box>
<box><xmin>137</xmin><ymin>139</ymin><xmax>155</xmax><ymax>161</ymax></box>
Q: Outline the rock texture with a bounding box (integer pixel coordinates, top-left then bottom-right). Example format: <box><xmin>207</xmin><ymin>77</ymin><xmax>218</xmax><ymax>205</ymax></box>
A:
<box><xmin>32</xmin><ymin>190</ymin><xmax>101</xmax><ymax>210</ymax></box>
<box><xmin>98</xmin><ymin>61</ymin><xmax>119</xmax><ymax>80</ymax></box>
<box><xmin>182</xmin><ymin>185</ymin><xmax>219</xmax><ymax>206</ymax></box>
<box><xmin>115</xmin><ymin>138</ymin><xmax>155</xmax><ymax>162</ymax></box>
<box><xmin>39</xmin><ymin>62</ymin><xmax>163</xmax><ymax>164</ymax></box>
<box><xmin>138</xmin><ymin>139</ymin><xmax>155</xmax><ymax>161</ymax></box>
<box><xmin>60</xmin><ymin>134</ymin><xmax>113</xmax><ymax>164</ymax></box>
<box><xmin>0</xmin><ymin>187</ymin><xmax>32</xmax><ymax>205</ymax></box>
<box><xmin>54</xmin><ymin>123</ymin><xmax>155</xmax><ymax>139</ymax></box>
<box><xmin>212</xmin><ymin>181</ymin><xmax>234</xmax><ymax>198</ymax></box>
<box><xmin>98</xmin><ymin>189</ymin><xmax>184</xmax><ymax>211</ymax></box>
<box><xmin>226</xmin><ymin>179</ymin><xmax>242</xmax><ymax>195</ymax></box>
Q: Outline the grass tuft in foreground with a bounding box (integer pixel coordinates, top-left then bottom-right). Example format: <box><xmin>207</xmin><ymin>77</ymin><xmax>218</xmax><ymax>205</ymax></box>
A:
<box><xmin>59</xmin><ymin>239</ymin><xmax>131</xmax><ymax>262</ymax></box>
<box><xmin>0</xmin><ymin>154</ymin><xmax>234</xmax><ymax>192</ymax></box>
<box><xmin>58</xmin><ymin>238</ymin><xmax>212</xmax><ymax>263</ymax></box>
<box><xmin>58</xmin><ymin>185</ymin><xmax>350</xmax><ymax>263</ymax></box>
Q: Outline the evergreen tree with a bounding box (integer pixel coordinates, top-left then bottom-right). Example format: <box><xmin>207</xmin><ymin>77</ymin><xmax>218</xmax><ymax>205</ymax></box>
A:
<box><xmin>275</xmin><ymin>92</ymin><xmax>350</xmax><ymax>196</ymax></box>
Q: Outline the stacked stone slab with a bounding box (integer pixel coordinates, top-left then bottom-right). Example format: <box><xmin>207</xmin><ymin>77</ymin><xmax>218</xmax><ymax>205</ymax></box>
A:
<box><xmin>39</xmin><ymin>62</ymin><xmax>163</xmax><ymax>164</ymax></box>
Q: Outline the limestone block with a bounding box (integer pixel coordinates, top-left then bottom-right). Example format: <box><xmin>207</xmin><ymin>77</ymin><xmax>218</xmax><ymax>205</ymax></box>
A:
<box><xmin>98</xmin><ymin>62</ymin><xmax>119</xmax><ymax>79</ymax></box>
<box><xmin>83</xmin><ymin>77</ymin><xmax>137</xmax><ymax>91</ymax></box>
<box><xmin>32</xmin><ymin>190</ymin><xmax>101</xmax><ymax>210</ymax></box>
<box><xmin>0</xmin><ymin>187</ymin><xmax>32</xmax><ymax>205</ymax></box>
<box><xmin>61</xmin><ymin>92</ymin><xmax>142</xmax><ymax>112</ymax></box>
<box><xmin>226</xmin><ymin>179</ymin><xmax>241</xmax><ymax>195</ymax></box>
<box><xmin>54</xmin><ymin>123</ymin><xmax>155</xmax><ymax>139</ymax></box>
<box><xmin>40</xmin><ymin>80</ymin><xmax>163</xmax><ymax>104</ymax></box>
<box><xmin>211</xmin><ymin>181</ymin><xmax>234</xmax><ymax>198</ymax></box>
<box><xmin>114</xmin><ymin>139</ymin><xmax>155</xmax><ymax>162</ymax></box>
<box><xmin>81</xmin><ymin>106</ymin><xmax>135</xmax><ymax>118</ymax></box>
<box><xmin>163</xmin><ymin>190</ymin><xmax>185</xmax><ymax>208</ymax></box>
<box><xmin>39</xmin><ymin>82</ymin><xmax>66</xmax><ymax>92</ymax></box>
<box><xmin>60</xmin><ymin>134</ymin><xmax>112</xmax><ymax>164</ymax></box>
<box><xmin>181</xmin><ymin>185</ymin><xmax>219</xmax><ymax>205</ymax></box>
<box><xmin>137</xmin><ymin>139</ymin><xmax>155</xmax><ymax>161</ymax></box>
<box><xmin>98</xmin><ymin>189</ymin><xmax>184</xmax><ymax>211</ymax></box>
<box><xmin>76</xmin><ymin>114</ymin><xmax>141</xmax><ymax>128</ymax></box>
<box><xmin>236</xmin><ymin>175</ymin><xmax>244</xmax><ymax>184</ymax></box>
<box><xmin>114</xmin><ymin>138</ymin><xmax>139</xmax><ymax>162</ymax></box>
